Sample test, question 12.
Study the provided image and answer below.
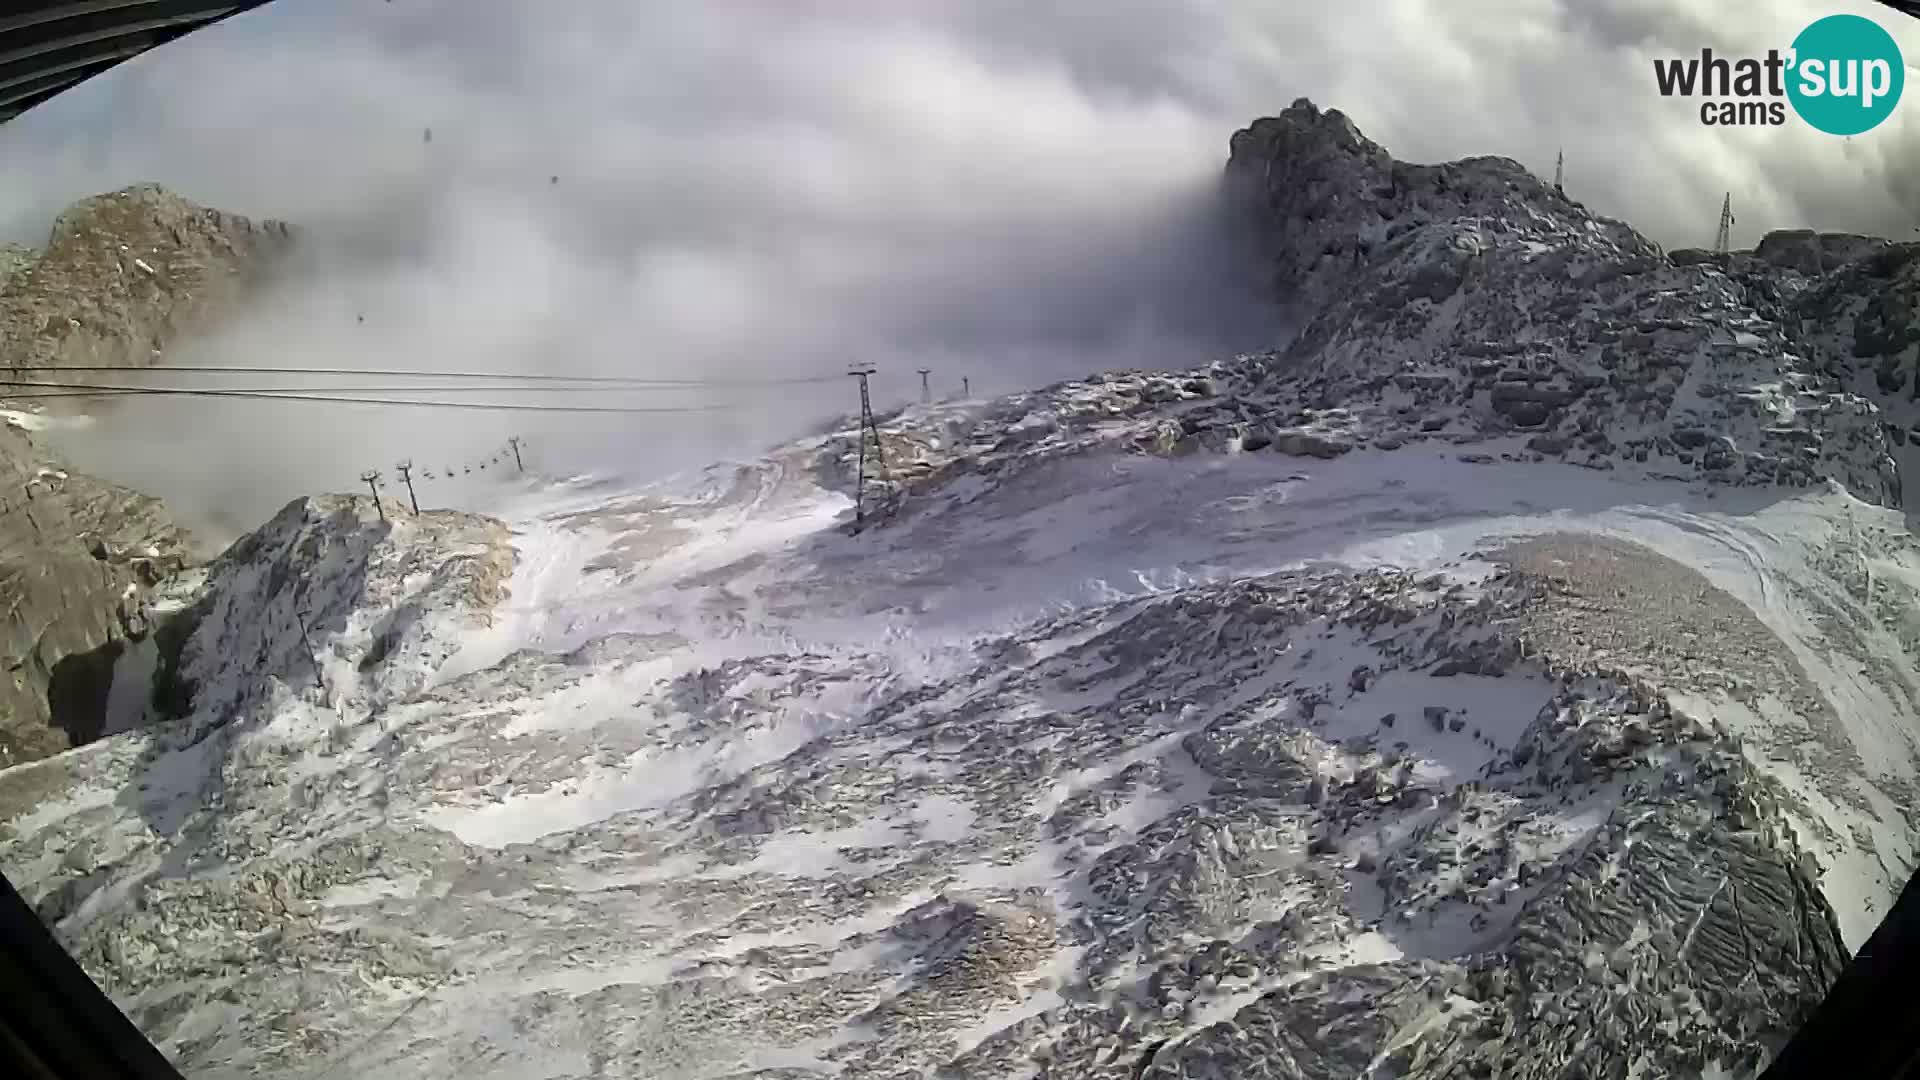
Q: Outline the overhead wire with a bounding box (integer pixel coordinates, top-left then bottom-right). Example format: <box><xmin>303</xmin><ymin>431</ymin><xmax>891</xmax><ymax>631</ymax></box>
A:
<box><xmin>13</xmin><ymin>364</ymin><xmax>846</xmax><ymax>387</ymax></box>
<box><xmin>0</xmin><ymin>383</ymin><xmax>799</xmax><ymax>398</ymax></box>
<box><xmin>0</xmin><ymin>381</ymin><xmax>758</xmax><ymax>413</ymax></box>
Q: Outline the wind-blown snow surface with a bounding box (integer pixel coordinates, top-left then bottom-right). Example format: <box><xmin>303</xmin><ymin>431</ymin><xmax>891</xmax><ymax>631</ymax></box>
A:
<box><xmin>459</xmin><ymin>439</ymin><xmax>1920</xmax><ymax>947</ymax></box>
<box><xmin>1</xmin><ymin>427</ymin><xmax>1910</xmax><ymax>1079</ymax></box>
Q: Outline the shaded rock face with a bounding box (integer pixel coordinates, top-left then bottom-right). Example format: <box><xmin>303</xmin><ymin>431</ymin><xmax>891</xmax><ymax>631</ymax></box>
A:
<box><xmin>1793</xmin><ymin>243</ymin><xmax>1920</xmax><ymax>517</ymax></box>
<box><xmin>1755</xmin><ymin>229</ymin><xmax>1890</xmax><ymax>277</ymax></box>
<box><xmin>1223</xmin><ymin>99</ymin><xmax>1398</xmax><ymax>319</ymax></box>
<box><xmin>0</xmin><ymin>422</ymin><xmax>197</xmax><ymax>766</ymax></box>
<box><xmin>0</xmin><ymin>185</ymin><xmax>293</xmax><ymax>766</ymax></box>
<box><xmin>1667</xmin><ymin>247</ymin><xmax>1728</xmax><ymax>268</ymax></box>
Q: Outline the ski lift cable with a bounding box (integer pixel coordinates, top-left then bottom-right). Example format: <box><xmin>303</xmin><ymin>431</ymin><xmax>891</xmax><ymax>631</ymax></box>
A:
<box><xmin>17</xmin><ymin>364</ymin><xmax>845</xmax><ymax>387</ymax></box>
<box><xmin>0</xmin><ymin>383</ymin><xmax>798</xmax><ymax>398</ymax></box>
<box><xmin>0</xmin><ymin>382</ymin><xmax>758</xmax><ymax>413</ymax></box>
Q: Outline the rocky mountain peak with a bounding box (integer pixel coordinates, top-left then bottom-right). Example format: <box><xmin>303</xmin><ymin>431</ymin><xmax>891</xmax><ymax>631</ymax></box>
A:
<box><xmin>1227</xmin><ymin>98</ymin><xmax>1393</xmax><ymax>198</ymax></box>
<box><xmin>1223</xmin><ymin>98</ymin><xmax>1654</xmax><ymax>320</ymax></box>
<box><xmin>1217</xmin><ymin>104</ymin><xmax>1907</xmax><ymax>512</ymax></box>
<box><xmin>1</xmin><ymin>183</ymin><xmax>294</xmax><ymax>375</ymax></box>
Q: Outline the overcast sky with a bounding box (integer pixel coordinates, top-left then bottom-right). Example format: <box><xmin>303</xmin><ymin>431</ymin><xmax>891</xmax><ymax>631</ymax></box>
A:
<box><xmin>3</xmin><ymin>0</ymin><xmax>1917</xmax><ymax>533</ymax></box>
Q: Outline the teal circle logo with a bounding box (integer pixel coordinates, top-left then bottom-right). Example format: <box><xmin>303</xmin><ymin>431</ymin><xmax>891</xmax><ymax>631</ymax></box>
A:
<box><xmin>1786</xmin><ymin>14</ymin><xmax>1904</xmax><ymax>135</ymax></box>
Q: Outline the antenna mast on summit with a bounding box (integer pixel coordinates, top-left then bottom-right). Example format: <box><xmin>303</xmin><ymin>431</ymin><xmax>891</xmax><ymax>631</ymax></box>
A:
<box><xmin>1553</xmin><ymin>148</ymin><xmax>1563</xmax><ymax>195</ymax></box>
<box><xmin>1714</xmin><ymin>192</ymin><xmax>1734</xmax><ymax>255</ymax></box>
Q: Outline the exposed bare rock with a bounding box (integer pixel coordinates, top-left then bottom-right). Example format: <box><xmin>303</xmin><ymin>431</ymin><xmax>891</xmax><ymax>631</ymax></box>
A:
<box><xmin>1</xmin><ymin>184</ymin><xmax>293</xmax><ymax>376</ymax></box>
<box><xmin>0</xmin><ymin>422</ymin><xmax>197</xmax><ymax>765</ymax></box>
<box><xmin>0</xmin><ymin>185</ymin><xmax>294</xmax><ymax>765</ymax></box>
<box><xmin>1755</xmin><ymin>229</ymin><xmax>1890</xmax><ymax>277</ymax></box>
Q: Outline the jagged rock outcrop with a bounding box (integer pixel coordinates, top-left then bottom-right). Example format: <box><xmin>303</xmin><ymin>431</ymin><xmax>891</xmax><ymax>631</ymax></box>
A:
<box><xmin>0</xmin><ymin>185</ymin><xmax>294</xmax><ymax>765</ymax></box>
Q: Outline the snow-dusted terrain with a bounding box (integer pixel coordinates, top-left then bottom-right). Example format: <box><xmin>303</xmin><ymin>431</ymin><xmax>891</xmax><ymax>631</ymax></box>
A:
<box><xmin>3</xmin><ymin>100</ymin><xmax>1920</xmax><ymax>1079</ymax></box>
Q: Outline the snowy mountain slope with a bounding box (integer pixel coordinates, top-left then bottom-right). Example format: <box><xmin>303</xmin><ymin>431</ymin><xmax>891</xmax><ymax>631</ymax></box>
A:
<box><xmin>0</xmin><ymin>437</ymin><xmax>1909</xmax><ymax>1079</ymax></box>
<box><xmin>469</xmin><ymin>439</ymin><xmax>1920</xmax><ymax>951</ymax></box>
<box><xmin>1</xmin><ymin>100</ymin><xmax>1918</xmax><ymax>1079</ymax></box>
